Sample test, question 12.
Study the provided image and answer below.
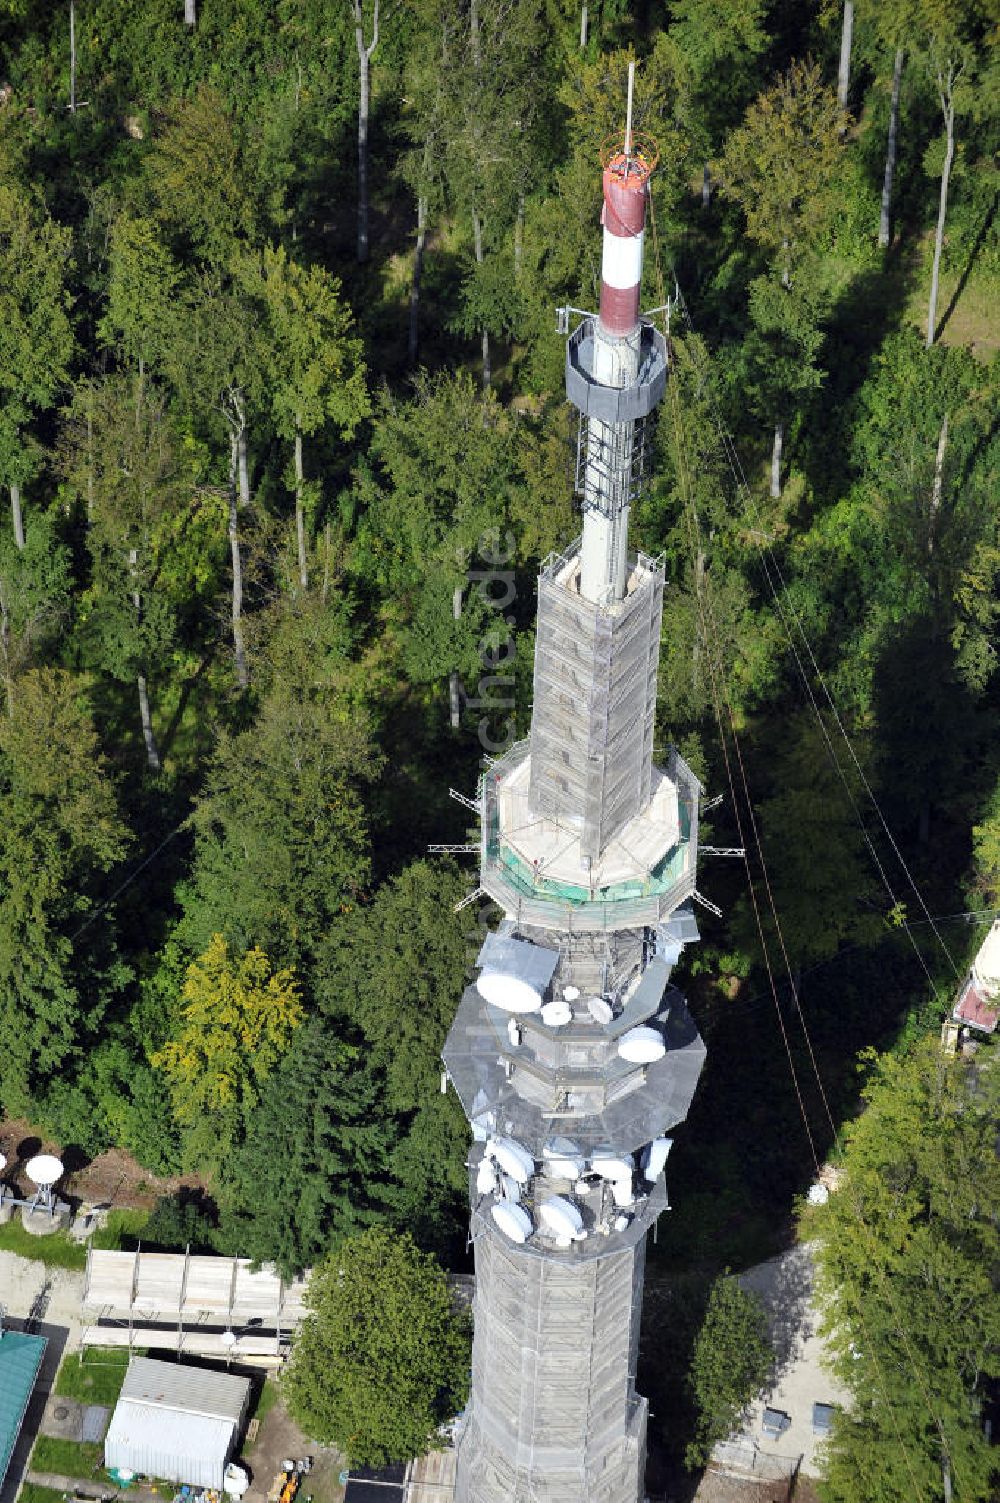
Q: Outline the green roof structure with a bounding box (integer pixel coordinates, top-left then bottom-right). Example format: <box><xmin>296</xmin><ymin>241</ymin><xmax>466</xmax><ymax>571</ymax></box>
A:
<box><xmin>0</xmin><ymin>1328</ymin><xmax>47</xmax><ymax>1490</ymax></box>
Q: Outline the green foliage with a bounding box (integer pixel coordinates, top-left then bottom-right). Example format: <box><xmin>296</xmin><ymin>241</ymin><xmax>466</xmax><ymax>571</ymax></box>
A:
<box><xmin>814</xmin><ymin>1037</ymin><xmax>1000</xmax><ymax>1502</ymax></box>
<box><xmin>218</xmin><ymin>1017</ymin><xmax>393</xmax><ymax>1277</ymax></box>
<box><xmin>54</xmin><ymin>1348</ymin><xmax>130</xmax><ymax>1405</ymax></box>
<box><xmin>283</xmin><ymin>1228</ymin><xmax>471</xmax><ymax>1467</ymax></box>
<box><xmin>0</xmin><ymin>180</ymin><xmax>74</xmax><ymax>491</ymax></box>
<box><xmin>685</xmin><ymin>1272</ymin><xmax>772</xmax><ymax>1467</ymax></box>
<box><xmin>30</xmin><ymin>1438</ymin><xmax>104</xmax><ymax>1478</ymax></box>
<box><xmin>0</xmin><ymin>669</ymin><xmax>129</xmax><ymax>1110</ymax></box>
<box><xmin>141</xmin><ymin>1190</ymin><xmax>218</xmax><ymax>1253</ymax></box>
<box><xmin>151</xmin><ymin>933</ymin><xmax>303</xmax><ymax>1171</ymax></box>
<box><xmin>178</xmin><ymin>684</ymin><xmax>375</xmax><ymax>968</ymax></box>
<box><xmin>0</xmin><ymin>1219</ymin><xmax>86</xmax><ymax>1270</ymax></box>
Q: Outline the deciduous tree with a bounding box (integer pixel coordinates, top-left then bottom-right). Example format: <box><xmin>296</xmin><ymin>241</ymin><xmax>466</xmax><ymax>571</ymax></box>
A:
<box><xmin>284</xmin><ymin>1227</ymin><xmax>471</xmax><ymax>1466</ymax></box>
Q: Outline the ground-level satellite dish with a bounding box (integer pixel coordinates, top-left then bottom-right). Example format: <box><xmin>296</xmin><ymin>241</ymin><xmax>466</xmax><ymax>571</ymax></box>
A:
<box><xmin>26</xmin><ymin>1154</ymin><xmax>63</xmax><ymax>1188</ymax></box>
<box><xmin>491</xmin><ymin>1201</ymin><xmax>533</xmax><ymax>1243</ymax></box>
<box><xmin>477</xmin><ymin>972</ymin><xmax>543</xmax><ymax>1013</ymax></box>
<box><xmin>617</xmin><ymin>1026</ymin><xmax>665</xmax><ymax>1063</ymax></box>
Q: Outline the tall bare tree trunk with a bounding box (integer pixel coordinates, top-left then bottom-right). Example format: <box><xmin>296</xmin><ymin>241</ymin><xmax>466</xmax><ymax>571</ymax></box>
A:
<box><xmin>294</xmin><ymin>428</ymin><xmax>308</xmax><ymax>591</ymax></box>
<box><xmin>69</xmin><ymin>0</ymin><xmax>77</xmax><ymax>113</ymax></box>
<box><xmin>129</xmin><ymin>547</ymin><xmax>161</xmax><ymax>771</ymax></box>
<box><xmin>228</xmin><ymin>434</ymin><xmax>249</xmax><ymax>690</ymax></box>
<box><xmin>353</xmin><ymin>0</ymin><xmax>380</xmax><ymax>264</ymax></box>
<box><xmin>928</xmin><ymin>411</ymin><xmax>949</xmax><ymax>556</ymax></box>
<box><xmin>450</xmin><ymin>582</ymin><xmax>463</xmax><ymax>730</ymax></box>
<box><xmin>408</xmin><ymin>194</ymin><xmax>427</xmax><ymax>367</ymax></box>
<box><xmin>879</xmin><ymin>49</ymin><xmax>905</xmax><ymax>249</ymax></box>
<box><xmin>837</xmin><ymin>1</ymin><xmax>854</xmax><ymax>109</ymax></box>
<box><xmin>237</xmin><ymin>428</ymin><xmax>250</xmax><ymax>509</ymax></box>
<box><xmin>472</xmin><ymin>208</ymin><xmax>490</xmax><ymax>390</ymax></box>
<box><xmin>0</xmin><ymin>577</ymin><xmax>12</xmax><ymax>716</ymax></box>
<box><xmin>770</xmin><ymin>421</ymin><xmax>784</xmax><ymax>500</ymax></box>
<box><xmin>184</xmin><ymin>0</ymin><xmax>196</xmax><ymax>24</ymax></box>
<box><xmin>10</xmin><ymin>483</ymin><xmax>24</xmax><ymax>551</ymax></box>
<box><xmin>579</xmin><ymin>1</ymin><xmax>587</xmax><ymax>49</ymax></box>
<box><xmin>926</xmin><ymin>69</ymin><xmax>956</xmax><ymax>350</ymax></box>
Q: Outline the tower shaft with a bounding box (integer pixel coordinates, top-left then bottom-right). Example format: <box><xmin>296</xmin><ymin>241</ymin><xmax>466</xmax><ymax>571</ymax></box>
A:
<box><xmin>444</xmin><ymin>131</ymin><xmax>705</xmax><ymax>1503</ymax></box>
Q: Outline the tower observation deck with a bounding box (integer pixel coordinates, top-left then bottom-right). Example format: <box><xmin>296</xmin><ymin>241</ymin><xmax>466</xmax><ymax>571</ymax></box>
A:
<box><xmin>443</xmin><ymin>115</ymin><xmax>706</xmax><ymax>1503</ymax></box>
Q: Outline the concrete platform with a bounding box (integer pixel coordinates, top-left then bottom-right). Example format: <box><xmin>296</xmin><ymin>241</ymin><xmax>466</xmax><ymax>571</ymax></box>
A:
<box><xmin>499</xmin><ymin>757</ymin><xmax>680</xmax><ymax>888</ymax></box>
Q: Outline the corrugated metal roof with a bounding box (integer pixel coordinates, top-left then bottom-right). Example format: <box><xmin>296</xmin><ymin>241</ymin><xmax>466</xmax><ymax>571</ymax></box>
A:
<box><xmin>120</xmin><ymin>1357</ymin><xmax>250</xmax><ymax>1423</ymax></box>
<box><xmin>0</xmin><ymin>1329</ymin><xmax>47</xmax><ymax>1488</ymax></box>
<box><xmin>105</xmin><ymin>1402</ymin><xmax>235</xmax><ymax>1490</ymax></box>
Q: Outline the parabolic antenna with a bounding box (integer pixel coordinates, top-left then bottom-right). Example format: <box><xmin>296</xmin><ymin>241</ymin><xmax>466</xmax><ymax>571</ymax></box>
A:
<box><xmin>491</xmin><ymin>1201</ymin><xmax>533</xmax><ymax>1243</ymax></box>
<box><xmin>590</xmin><ymin>1154</ymin><xmax>633</xmax><ymax>1182</ymax></box>
<box><xmin>562</xmin><ymin>985</ymin><xmax>581</xmax><ymax>1002</ymax></box>
<box><xmin>588</xmin><ymin>997</ymin><xmax>614</xmax><ymax>1025</ymax></box>
<box><xmin>487</xmin><ymin>1136</ymin><xmax>535</xmax><ymax>1184</ymax></box>
<box><xmin>617</xmin><ymin>1026</ymin><xmax>665</xmax><ymax>1064</ymax></box>
<box><xmin>26</xmin><ymin>1154</ymin><xmax>63</xmax><ymax>1189</ymax></box>
<box><xmin>539</xmin><ymin>1196</ymin><xmax>585</xmax><ymax>1241</ymax></box>
<box><xmin>0</xmin><ymin>1153</ymin><xmax>6</xmax><ymax>1174</ymax></box>
<box><xmin>541</xmin><ymin>1000</ymin><xmax>572</xmax><ymax>1027</ymax></box>
<box><xmin>477</xmin><ymin>972</ymin><xmax>542</xmax><ymax>1014</ymax></box>
<box><xmin>220</xmin><ymin>1330</ymin><xmax>238</xmax><ymax>1348</ymax></box>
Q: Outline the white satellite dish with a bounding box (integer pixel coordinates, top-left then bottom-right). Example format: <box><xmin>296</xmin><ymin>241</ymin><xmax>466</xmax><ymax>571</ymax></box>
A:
<box><xmin>613</xmin><ymin>1214</ymin><xmax>631</xmax><ymax>1232</ymax></box>
<box><xmin>590</xmin><ymin>1154</ymin><xmax>633</xmax><ymax>1181</ymax></box>
<box><xmin>491</xmin><ymin>1201</ymin><xmax>533</xmax><ymax>1243</ymax></box>
<box><xmin>807</xmin><ymin>1183</ymin><xmax>830</xmax><ymax>1206</ymax></box>
<box><xmin>611</xmin><ymin>1179</ymin><xmax>635</xmax><ymax>1208</ymax></box>
<box><xmin>540</xmin><ymin>1000</ymin><xmax>572</xmax><ymax>1027</ymax></box>
<box><xmin>562</xmin><ymin>985</ymin><xmax>581</xmax><ymax>1001</ymax></box>
<box><xmin>543</xmin><ymin>1154</ymin><xmax>585</xmax><ymax>1179</ymax></box>
<box><xmin>0</xmin><ymin>1153</ymin><xmax>6</xmax><ymax>1174</ymax></box>
<box><xmin>539</xmin><ymin>1196</ymin><xmax>585</xmax><ymax>1242</ymax></box>
<box><xmin>486</xmin><ymin>1136</ymin><xmax>535</xmax><ymax>1184</ymax></box>
<box><xmin>477</xmin><ymin>972</ymin><xmax>543</xmax><ymax>1013</ymax></box>
<box><xmin>617</xmin><ymin>1026</ymin><xmax>665</xmax><ymax>1063</ymax></box>
<box><xmin>476</xmin><ymin>1159</ymin><xmax>498</xmax><ymax>1196</ymax></box>
<box><xmin>498</xmin><ymin>1173</ymin><xmax>522</xmax><ymax>1203</ymax></box>
<box><xmin>642</xmin><ymin>1137</ymin><xmax>673</xmax><ymax>1182</ymax></box>
<box><xmin>220</xmin><ymin>1329</ymin><xmax>237</xmax><ymax>1348</ymax></box>
<box><xmin>25</xmin><ymin>1154</ymin><xmax>63</xmax><ymax>1189</ymax></box>
<box><xmin>588</xmin><ymin>997</ymin><xmax>613</xmax><ymax>1025</ymax></box>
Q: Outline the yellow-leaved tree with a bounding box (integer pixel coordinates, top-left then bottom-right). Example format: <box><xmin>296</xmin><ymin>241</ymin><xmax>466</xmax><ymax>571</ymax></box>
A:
<box><xmin>152</xmin><ymin>933</ymin><xmax>303</xmax><ymax>1173</ymax></box>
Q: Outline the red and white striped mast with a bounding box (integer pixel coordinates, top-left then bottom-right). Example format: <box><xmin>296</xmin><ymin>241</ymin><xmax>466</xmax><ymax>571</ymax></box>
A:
<box><xmin>571</xmin><ymin>61</ymin><xmax>662</xmax><ymax>605</ymax></box>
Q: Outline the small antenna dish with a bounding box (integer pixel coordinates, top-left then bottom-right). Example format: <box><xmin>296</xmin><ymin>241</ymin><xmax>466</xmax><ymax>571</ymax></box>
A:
<box><xmin>541</xmin><ymin>1000</ymin><xmax>572</xmax><ymax>1028</ymax></box>
<box><xmin>26</xmin><ymin>1154</ymin><xmax>63</xmax><ymax>1189</ymax></box>
<box><xmin>220</xmin><ymin>1329</ymin><xmax>237</xmax><ymax>1348</ymax></box>
<box><xmin>617</xmin><ymin>1026</ymin><xmax>665</xmax><ymax>1063</ymax></box>
<box><xmin>562</xmin><ymin>985</ymin><xmax>580</xmax><ymax>1002</ymax></box>
<box><xmin>0</xmin><ymin>1153</ymin><xmax>7</xmax><ymax>1174</ymax></box>
<box><xmin>588</xmin><ymin>997</ymin><xmax>613</xmax><ymax>1025</ymax></box>
<box><xmin>25</xmin><ymin>1154</ymin><xmax>64</xmax><ymax>1215</ymax></box>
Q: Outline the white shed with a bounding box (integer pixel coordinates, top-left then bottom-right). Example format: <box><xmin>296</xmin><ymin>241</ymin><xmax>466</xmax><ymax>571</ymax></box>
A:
<box><xmin>104</xmin><ymin>1357</ymin><xmax>251</xmax><ymax>1489</ymax></box>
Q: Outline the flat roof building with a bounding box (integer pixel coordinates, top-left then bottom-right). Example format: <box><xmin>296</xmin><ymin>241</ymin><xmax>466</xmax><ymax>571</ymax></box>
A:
<box><xmin>104</xmin><ymin>1357</ymin><xmax>251</xmax><ymax>1490</ymax></box>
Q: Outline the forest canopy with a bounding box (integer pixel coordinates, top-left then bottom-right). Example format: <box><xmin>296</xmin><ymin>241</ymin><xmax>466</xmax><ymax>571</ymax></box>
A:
<box><xmin>0</xmin><ymin>0</ymin><xmax>996</xmax><ymax>1489</ymax></box>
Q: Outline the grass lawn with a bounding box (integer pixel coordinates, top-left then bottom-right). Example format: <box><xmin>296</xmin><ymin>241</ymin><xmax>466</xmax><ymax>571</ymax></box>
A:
<box><xmin>30</xmin><ymin>1437</ymin><xmax>104</xmax><ymax>1477</ymax></box>
<box><xmin>251</xmin><ymin>1377</ymin><xmax>281</xmax><ymax>1424</ymax></box>
<box><xmin>92</xmin><ymin>1208</ymin><xmax>150</xmax><ymax>1250</ymax></box>
<box><xmin>54</xmin><ymin>1347</ymin><xmax>131</xmax><ymax>1405</ymax></box>
<box><xmin>0</xmin><ymin>1219</ymin><xmax>85</xmax><ymax>1270</ymax></box>
<box><xmin>19</xmin><ymin>1486</ymin><xmax>67</xmax><ymax>1503</ymax></box>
